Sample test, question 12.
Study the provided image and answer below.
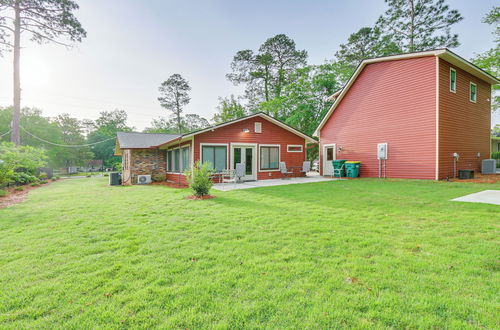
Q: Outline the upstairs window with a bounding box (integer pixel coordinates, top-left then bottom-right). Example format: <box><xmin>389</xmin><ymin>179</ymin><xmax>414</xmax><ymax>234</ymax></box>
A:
<box><xmin>470</xmin><ymin>82</ymin><xmax>477</xmax><ymax>103</ymax></box>
<box><xmin>450</xmin><ymin>68</ymin><xmax>456</xmax><ymax>92</ymax></box>
<box><xmin>254</xmin><ymin>122</ymin><xmax>262</xmax><ymax>133</ymax></box>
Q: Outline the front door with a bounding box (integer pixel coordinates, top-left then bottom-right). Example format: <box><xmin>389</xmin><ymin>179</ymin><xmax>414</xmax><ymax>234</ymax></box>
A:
<box><xmin>232</xmin><ymin>146</ymin><xmax>256</xmax><ymax>181</ymax></box>
<box><xmin>323</xmin><ymin>144</ymin><xmax>336</xmax><ymax>176</ymax></box>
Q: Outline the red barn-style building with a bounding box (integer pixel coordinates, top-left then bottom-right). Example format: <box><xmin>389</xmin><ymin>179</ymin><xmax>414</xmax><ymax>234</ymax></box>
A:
<box><xmin>315</xmin><ymin>49</ymin><xmax>499</xmax><ymax>180</ymax></box>
<box><xmin>116</xmin><ymin>113</ymin><xmax>316</xmax><ymax>185</ymax></box>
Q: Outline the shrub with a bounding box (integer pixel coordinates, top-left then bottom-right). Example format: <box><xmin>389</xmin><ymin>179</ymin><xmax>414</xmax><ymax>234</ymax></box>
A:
<box><xmin>86</xmin><ymin>175</ymin><xmax>91</xmax><ymax>178</ymax></box>
<box><xmin>14</xmin><ymin>186</ymin><xmax>24</xmax><ymax>192</ymax></box>
<box><xmin>40</xmin><ymin>180</ymin><xmax>48</xmax><ymax>184</ymax></box>
<box><xmin>184</xmin><ymin>161</ymin><xmax>213</xmax><ymax>197</ymax></box>
<box><xmin>10</xmin><ymin>172</ymin><xmax>39</xmax><ymax>185</ymax></box>
<box><xmin>103</xmin><ymin>173</ymin><xmax>109</xmax><ymax>177</ymax></box>
<box><xmin>0</xmin><ymin>189</ymin><xmax>6</xmax><ymax>197</ymax></box>
<box><xmin>30</xmin><ymin>182</ymin><xmax>40</xmax><ymax>187</ymax></box>
<box><xmin>152</xmin><ymin>174</ymin><xmax>165</xmax><ymax>182</ymax></box>
<box><xmin>38</xmin><ymin>172</ymin><xmax>48</xmax><ymax>180</ymax></box>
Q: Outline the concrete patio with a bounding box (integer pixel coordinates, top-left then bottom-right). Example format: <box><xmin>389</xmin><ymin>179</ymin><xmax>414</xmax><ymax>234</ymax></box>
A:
<box><xmin>212</xmin><ymin>174</ymin><xmax>341</xmax><ymax>191</ymax></box>
<box><xmin>451</xmin><ymin>190</ymin><xmax>500</xmax><ymax>206</ymax></box>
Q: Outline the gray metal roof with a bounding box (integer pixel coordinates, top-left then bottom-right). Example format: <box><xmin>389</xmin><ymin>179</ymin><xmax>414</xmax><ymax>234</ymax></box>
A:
<box><xmin>116</xmin><ymin>132</ymin><xmax>180</xmax><ymax>149</ymax></box>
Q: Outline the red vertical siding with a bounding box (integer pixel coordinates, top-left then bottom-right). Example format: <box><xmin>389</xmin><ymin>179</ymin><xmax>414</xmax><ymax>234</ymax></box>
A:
<box><xmin>319</xmin><ymin>56</ymin><xmax>437</xmax><ymax>179</ymax></box>
<box><xmin>438</xmin><ymin>58</ymin><xmax>491</xmax><ymax>179</ymax></box>
<box><xmin>194</xmin><ymin>116</ymin><xmax>307</xmax><ymax>180</ymax></box>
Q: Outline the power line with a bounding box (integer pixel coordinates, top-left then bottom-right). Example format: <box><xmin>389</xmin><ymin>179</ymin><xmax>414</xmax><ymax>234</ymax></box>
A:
<box><xmin>20</xmin><ymin>125</ymin><xmax>115</xmax><ymax>148</ymax></box>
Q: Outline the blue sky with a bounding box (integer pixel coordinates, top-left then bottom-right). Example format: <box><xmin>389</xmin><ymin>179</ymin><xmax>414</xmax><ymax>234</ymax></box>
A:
<box><xmin>0</xmin><ymin>0</ymin><xmax>498</xmax><ymax>129</ymax></box>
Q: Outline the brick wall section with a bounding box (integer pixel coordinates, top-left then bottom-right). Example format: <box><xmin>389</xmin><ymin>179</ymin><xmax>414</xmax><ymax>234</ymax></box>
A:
<box><xmin>125</xmin><ymin>149</ymin><xmax>167</xmax><ymax>184</ymax></box>
<box><xmin>319</xmin><ymin>56</ymin><xmax>437</xmax><ymax>179</ymax></box>
<box><xmin>438</xmin><ymin>58</ymin><xmax>491</xmax><ymax>179</ymax></box>
<box><xmin>193</xmin><ymin>116</ymin><xmax>307</xmax><ymax>180</ymax></box>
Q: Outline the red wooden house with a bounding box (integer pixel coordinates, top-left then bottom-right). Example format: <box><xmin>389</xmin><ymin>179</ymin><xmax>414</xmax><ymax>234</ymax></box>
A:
<box><xmin>315</xmin><ymin>49</ymin><xmax>499</xmax><ymax>180</ymax></box>
<box><xmin>116</xmin><ymin>113</ymin><xmax>316</xmax><ymax>185</ymax></box>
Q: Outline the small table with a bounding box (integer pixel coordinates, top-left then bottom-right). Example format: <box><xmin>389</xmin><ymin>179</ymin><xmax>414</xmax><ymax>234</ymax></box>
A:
<box><xmin>288</xmin><ymin>166</ymin><xmax>303</xmax><ymax>178</ymax></box>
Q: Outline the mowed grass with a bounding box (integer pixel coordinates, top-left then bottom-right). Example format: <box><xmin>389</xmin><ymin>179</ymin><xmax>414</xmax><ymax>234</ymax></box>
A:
<box><xmin>0</xmin><ymin>177</ymin><xmax>499</xmax><ymax>329</ymax></box>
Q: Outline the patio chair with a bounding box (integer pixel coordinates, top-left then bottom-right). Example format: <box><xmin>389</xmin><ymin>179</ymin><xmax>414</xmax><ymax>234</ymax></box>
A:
<box><xmin>235</xmin><ymin>163</ymin><xmax>245</xmax><ymax>182</ymax></box>
<box><xmin>301</xmin><ymin>161</ymin><xmax>311</xmax><ymax>177</ymax></box>
<box><xmin>279</xmin><ymin>162</ymin><xmax>293</xmax><ymax>179</ymax></box>
<box><xmin>332</xmin><ymin>163</ymin><xmax>345</xmax><ymax>178</ymax></box>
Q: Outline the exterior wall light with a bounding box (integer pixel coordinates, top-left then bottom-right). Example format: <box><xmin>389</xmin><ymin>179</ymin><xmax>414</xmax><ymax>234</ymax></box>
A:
<box><xmin>242</xmin><ymin>128</ymin><xmax>250</xmax><ymax>133</ymax></box>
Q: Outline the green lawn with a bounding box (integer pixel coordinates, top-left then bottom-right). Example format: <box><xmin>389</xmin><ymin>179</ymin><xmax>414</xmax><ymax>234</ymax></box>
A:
<box><xmin>0</xmin><ymin>177</ymin><xmax>498</xmax><ymax>329</ymax></box>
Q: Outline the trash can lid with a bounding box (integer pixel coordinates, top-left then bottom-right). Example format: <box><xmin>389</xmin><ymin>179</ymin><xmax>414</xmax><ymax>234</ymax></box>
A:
<box><xmin>345</xmin><ymin>161</ymin><xmax>361</xmax><ymax>164</ymax></box>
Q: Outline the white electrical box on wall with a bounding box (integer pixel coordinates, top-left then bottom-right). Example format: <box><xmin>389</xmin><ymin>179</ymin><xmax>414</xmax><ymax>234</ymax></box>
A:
<box><xmin>377</xmin><ymin>143</ymin><xmax>388</xmax><ymax>160</ymax></box>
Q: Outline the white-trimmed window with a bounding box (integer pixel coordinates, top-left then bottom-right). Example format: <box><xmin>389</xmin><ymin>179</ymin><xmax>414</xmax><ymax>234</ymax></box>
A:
<box><xmin>450</xmin><ymin>68</ymin><xmax>456</xmax><ymax>92</ymax></box>
<box><xmin>201</xmin><ymin>145</ymin><xmax>227</xmax><ymax>171</ymax></box>
<box><xmin>470</xmin><ymin>82</ymin><xmax>477</xmax><ymax>103</ymax></box>
<box><xmin>254</xmin><ymin>122</ymin><xmax>262</xmax><ymax>133</ymax></box>
<box><xmin>260</xmin><ymin>145</ymin><xmax>280</xmax><ymax>170</ymax></box>
<box><xmin>287</xmin><ymin>145</ymin><xmax>303</xmax><ymax>153</ymax></box>
<box><xmin>167</xmin><ymin>146</ymin><xmax>190</xmax><ymax>173</ymax></box>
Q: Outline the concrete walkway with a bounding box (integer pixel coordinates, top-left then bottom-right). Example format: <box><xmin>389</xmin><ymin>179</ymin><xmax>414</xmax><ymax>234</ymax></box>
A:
<box><xmin>212</xmin><ymin>175</ymin><xmax>341</xmax><ymax>191</ymax></box>
<box><xmin>451</xmin><ymin>190</ymin><xmax>500</xmax><ymax>206</ymax></box>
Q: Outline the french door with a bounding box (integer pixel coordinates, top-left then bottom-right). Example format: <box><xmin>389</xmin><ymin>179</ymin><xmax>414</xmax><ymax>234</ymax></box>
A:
<box><xmin>231</xmin><ymin>145</ymin><xmax>256</xmax><ymax>181</ymax></box>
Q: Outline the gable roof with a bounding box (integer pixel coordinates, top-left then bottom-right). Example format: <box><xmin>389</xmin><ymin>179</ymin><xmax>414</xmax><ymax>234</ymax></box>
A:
<box><xmin>156</xmin><ymin>112</ymin><xmax>317</xmax><ymax>147</ymax></box>
<box><xmin>116</xmin><ymin>132</ymin><xmax>180</xmax><ymax>149</ymax></box>
<box><xmin>314</xmin><ymin>48</ymin><xmax>500</xmax><ymax>137</ymax></box>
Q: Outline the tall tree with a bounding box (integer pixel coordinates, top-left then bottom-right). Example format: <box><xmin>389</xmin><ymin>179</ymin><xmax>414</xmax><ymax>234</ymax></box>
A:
<box><xmin>54</xmin><ymin>114</ymin><xmax>94</xmax><ymax>167</ymax></box>
<box><xmin>0</xmin><ymin>0</ymin><xmax>86</xmax><ymax>146</ymax></box>
<box><xmin>212</xmin><ymin>95</ymin><xmax>247</xmax><ymax>124</ymax></box>
<box><xmin>144</xmin><ymin>113</ymin><xmax>209</xmax><ymax>134</ymax></box>
<box><xmin>87</xmin><ymin>110</ymin><xmax>132</xmax><ymax>167</ymax></box>
<box><xmin>376</xmin><ymin>0</ymin><xmax>463</xmax><ymax>52</ymax></box>
<box><xmin>472</xmin><ymin>6</ymin><xmax>499</xmax><ymax>113</ymax></box>
<box><xmin>227</xmin><ymin>34</ymin><xmax>307</xmax><ymax>105</ymax></box>
<box><xmin>158</xmin><ymin>74</ymin><xmax>191</xmax><ymax>134</ymax></box>
<box><xmin>335</xmin><ymin>27</ymin><xmax>401</xmax><ymax>68</ymax></box>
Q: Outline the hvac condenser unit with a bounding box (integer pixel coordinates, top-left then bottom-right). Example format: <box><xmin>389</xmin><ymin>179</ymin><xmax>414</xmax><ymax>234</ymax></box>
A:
<box><xmin>137</xmin><ymin>175</ymin><xmax>152</xmax><ymax>184</ymax></box>
<box><xmin>482</xmin><ymin>159</ymin><xmax>497</xmax><ymax>174</ymax></box>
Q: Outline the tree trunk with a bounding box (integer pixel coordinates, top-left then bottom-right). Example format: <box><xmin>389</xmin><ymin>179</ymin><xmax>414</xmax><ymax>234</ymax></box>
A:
<box><xmin>409</xmin><ymin>0</ymin><xmax>415</xmax><ymax>52</ymax></box>
<box><xmin>11</xmin><ymin>0</ymin><xmax>21</xmax><ymax>146</ymax></box>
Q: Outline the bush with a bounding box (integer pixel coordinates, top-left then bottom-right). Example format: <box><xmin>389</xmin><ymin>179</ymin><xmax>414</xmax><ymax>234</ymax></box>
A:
<box><xmin>14</xmin><ymin>186</ymin><xmax>24</xmax><ymax>191</ymax></box>
<box><xmin>30</xmin><ymin>182</ymin><xmax>40</xmax><ymax>187</ymax></box>
<box><xmin>86</xmin><ymin>175</ymin><xmax>91</xmax><ymax>178</ymax></box>
<box><xmin>38</xmin><ymin>172</ymin><xmax>48</xmax><ymax>180</ymax></box>
<box><xmin>152</xmin><ymin>174</ymin><xmax>165</xmax><ymax>182</ymax></box>
<box><xmin>40</xmin><ymin>180</ymin><xmax>48</xmax><ymax>184</ymax></box>
<box><xmin>10</xmin><ymin>172</ymin><xmax>39</xmax><ymax>185</ymax></box>
<box><xmin>0</xmin><ymin>189</ymin><xmax>6</xmax><ymax>197</ymax></box>
<box><xmin>184</xmin><ymin>161</ymin><xmax>213</xmax><ymax>197</ymax></box>
<box><xmin>103</xmin><ymin>173</ymin><xmax>109</xmax><ymax>177</ymax></box>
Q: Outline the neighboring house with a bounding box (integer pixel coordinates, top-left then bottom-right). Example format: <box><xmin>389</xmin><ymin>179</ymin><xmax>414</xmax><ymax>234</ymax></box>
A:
<box><xmin>115</xmin><ymin>113</ymin><xmax>316</xmax><ymax>185</ymax></box>
<box><xmin>315</xmin><ymin>49</ymin><xmax>499</xmax><ymax>180</ymax></box>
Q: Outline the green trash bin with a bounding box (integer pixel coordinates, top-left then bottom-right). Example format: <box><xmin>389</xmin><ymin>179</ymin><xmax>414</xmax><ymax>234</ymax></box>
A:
<box><xmin>332</xmin><ymin>159</ymin><xmax>347</xmax><ymax>177</ymax></box>
<box><xmin>345</xmin><ymin>161</ymin><xmax>361</xmax><ymax>178</ymax></box>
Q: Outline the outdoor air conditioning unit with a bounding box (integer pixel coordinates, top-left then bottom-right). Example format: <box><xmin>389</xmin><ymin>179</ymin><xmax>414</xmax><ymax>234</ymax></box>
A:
<box><xmin>482</xmin><ymin>159</ymin><xmax>497</xmax><ymax>174</ymax></box>
<box><xmin>137</xmin><ymin>175</ymin><xmax>152</xmax><ymax>184</ymax></box>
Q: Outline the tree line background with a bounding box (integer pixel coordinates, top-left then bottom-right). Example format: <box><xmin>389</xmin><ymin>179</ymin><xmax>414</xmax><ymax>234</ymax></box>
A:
<box><xmin>0</xmin><ymin>0</ymin><xmax>498</xmax><ymax>168</ymax></box>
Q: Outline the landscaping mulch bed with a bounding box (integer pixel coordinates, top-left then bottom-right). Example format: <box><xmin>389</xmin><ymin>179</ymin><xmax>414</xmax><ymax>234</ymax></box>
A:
<box><xmin>151</xmin><ymin>181</ymin><xmax>189</xmax><ymax>189</ymax></box>
<box><xmin>448</xmin><ymin>173</ymin><xmax>500</xmax><ymax>184</ymax></box>
<box><xmin>0</xmin><ymin>181</ymin><xmax>58</xmax><ymax>209</ymax></box>
<box><xmin>185</xmin><ymin>195</ymin><xmax>216</xmax><ymax>200</ymax></box>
